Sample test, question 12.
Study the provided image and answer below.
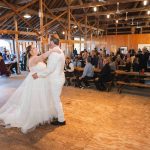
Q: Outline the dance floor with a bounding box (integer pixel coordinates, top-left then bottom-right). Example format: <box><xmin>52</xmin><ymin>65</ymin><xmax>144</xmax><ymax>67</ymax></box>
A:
<box><xmin>0</xmin><ymin>73</ymin><xmax>150</xmax><ymax>150</ymax></box>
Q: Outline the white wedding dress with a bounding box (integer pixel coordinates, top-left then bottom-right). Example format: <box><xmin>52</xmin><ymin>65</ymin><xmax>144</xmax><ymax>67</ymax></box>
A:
<box><xmin>0</xmin><ymin>62</ymin><xmax>56</xmax><ymax>133</ymax></box>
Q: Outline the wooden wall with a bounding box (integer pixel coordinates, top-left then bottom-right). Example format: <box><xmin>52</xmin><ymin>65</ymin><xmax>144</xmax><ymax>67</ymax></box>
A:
<box><xmin>91</xmin><ymin>34</ymin><xmax>150</xmax><ymax>53</ymax></box>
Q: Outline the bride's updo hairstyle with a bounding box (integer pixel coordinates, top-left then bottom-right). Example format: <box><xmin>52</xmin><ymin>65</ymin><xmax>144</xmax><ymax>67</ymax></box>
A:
<box><xmin>26</xmin><ymin>45</ymin><xmax>32</xmax><ymax>59</ymax></box>
<box><xmin>50</xmin><ymin>34</ymin><xmax>60</xmax><ymax>45</ymax></box>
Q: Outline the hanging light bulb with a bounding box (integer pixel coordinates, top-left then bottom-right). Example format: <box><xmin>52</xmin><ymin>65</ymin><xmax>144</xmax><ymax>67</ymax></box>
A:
<box><xmin>147</xmin><ymin>10</ymin><xmax>150</xmax><ymax>15</ymax></box>
<box><xmin>73</xmin><ymin>25</ymin><xmax>77</xmax><ymax>28</ymax></box>
<box><xmin>62</xmin><ymin>31</ymin><xmax>65</xmax><ymax>34</ymax></box>
<box><xmin>116</xmin><ymin>20</ymin><xmax>118</xmax><ymax>24</ymax></box>
<box><xmin>93</xmin><ymin>7</ymin><xmax>97</xmax><ymax>12</ymax></box>
<box><xmin>23</xmin><ymin>13</ymin><xmax>31</xmax><ymax>19</ymax></box>
<box><xmin>143</xmin><ymin>0</ymin><xmax>148</xmax><ymax>6</ymax></box>
<box><xmin>107</xmin><ymin>14</ymin><xmax>110</xmax><ymax>19</ymax></box>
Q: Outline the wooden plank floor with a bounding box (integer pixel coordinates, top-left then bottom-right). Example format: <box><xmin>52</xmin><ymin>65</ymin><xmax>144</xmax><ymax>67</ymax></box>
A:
<box><xmin>0</xmin><ymin>74</ymin><xmax>150</xmax><ymax>150</ymax></box>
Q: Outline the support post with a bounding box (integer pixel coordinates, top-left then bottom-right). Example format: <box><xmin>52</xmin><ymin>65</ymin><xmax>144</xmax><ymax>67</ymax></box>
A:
<box><xmin>84</xmin><ymin>15</ymin><xmax>87</xmax><ymax>49</ymax></box>
<box><xmin>39</xmin><ymin>0</ymin><xmax>43</xmax><ymax>52</ymax></box>
<box><xmin>14</xmin><ymin>16</ymin><xmax>21</xmax><ymax>74</ymax></box>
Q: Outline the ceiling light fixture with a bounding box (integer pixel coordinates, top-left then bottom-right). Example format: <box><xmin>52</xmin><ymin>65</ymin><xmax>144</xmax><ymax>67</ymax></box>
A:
<box><xmin>74</xmin><ymin>25</ymin><xmax>77</xmax><ymax>28</ymax></box>
<box><xmin>23</xmin><ymin>13</ymin><xmax>31</xmax><ymax>19</ymax></box>
<box><xmin>62</xmin><ymin>31</ymin><xmax>65</xmax><ymax>35</ymax></box>
<box><xmin>147</xmin><ymin>10</ymin><xmax>150</xmax><ymax>15</ymax></box>
<box><xmin>107</xmin><ymin>14</ymin><xmax>110</xmax><ymax>19</ymax></box>
<box><xmin>143</xmin><ymin>0</ymin><xmax>148</xmax><ymax>6</ymax></box>
<box><xmin>93</xmin><ymin>7</ymin><xmax>97</xmax><ymax>12</ymax></box>
<box><xmin>116</xmin><ymin>20</ymin><xmax>118</xmax><ymax>24</ymax></box>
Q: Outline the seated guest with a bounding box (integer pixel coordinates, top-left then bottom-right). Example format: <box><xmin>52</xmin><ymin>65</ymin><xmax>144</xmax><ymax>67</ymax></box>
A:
<box><xmin>125</xmin><ymin>57</ymin><xmax>131</xmax><ymax>72</ymax></box>
<box><xmin>0</xmin><ymin>52</ymin><xmax>10</xmax><ymax>76</ymax></box>
<box><xmin>73</xmin><ymin>56</ymin><xmax>81</xmax><ymax>67</ymax></box>
<box><xmin>95</xmin><ymin>58</ymin><xmax>112</xmax><ymax>91</ymax></box>
<box><xmin>78</xmin><ymin>54</ymin><xmax>85</xmax><ymax>67</ymax></box>
<box><xmin>77</xmin><ymin>57</ymin><xmax>94</xmax><ymax>88</ymax></box>
<box><xmin>64</xmin><ymin>57</ymin><xmax>74</xmax><ymax>86</ymax></box>
<box><xmin>132</xmin><ymin>56</ymin><xmax>140</xmax><ymax>72</ymax></box>
<box><xmin>109</xmin><ymin>57</ymin><xmax>116</xmax><ymax>71</ymax></box>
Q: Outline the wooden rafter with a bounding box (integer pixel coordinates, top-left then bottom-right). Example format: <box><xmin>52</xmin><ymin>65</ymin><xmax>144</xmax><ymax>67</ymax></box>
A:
<box><xmin>0</xmin><ymin>29</ymin><xmax>37</xmax><ymax>36</ymax></box>
<box><xmin>74</xmin><ymin>6</ymin><xmax>150</xmax><ymax>17</ymax></box>
<box><xmin>42</xmin><ymin>10</ymin><xmax>68</xmax><ymax>29</ymax></box>
<box><xmin>0</xmin><ymin>0</ymin><xmax>38</xmax><ymax>22</ymax></box>
<box><xmin>1</xmin><ymin>0</ymin><xmax>40</xmax><ymax>36</ymax></box>
<box><xmin>49</xmin><ymin>0</ymin><xmax>145</xmax><ymax>12</ymax></box>
<box><xmin>43</xmin><ymin>2</ymin><xmax>67</xmax><ymax>30</ymax></box>
<box><xmin>70</xmin><ymin>13</ymin><xmax>84</xmax><ymax>35</ymax></box>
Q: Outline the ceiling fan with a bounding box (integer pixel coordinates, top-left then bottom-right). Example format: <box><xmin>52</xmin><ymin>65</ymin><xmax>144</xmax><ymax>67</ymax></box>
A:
<box><xmin>131</xmin><ymin>18</ymin><xmax>135</xmax><ymax>26</ymax></box>
<box><xmin>98</xmin><ymin>0</ymin><xmax>106</xmax><ymax>2</ymax></box>
<box><xmin>116</xmin><ymin>2</ymin><xmax>122</xmax><ymax>15</ymax></box>
<box><xmin>125</xmin><ymin>12</ymin><xmax>128</xmax><ymax>21</ymax></box>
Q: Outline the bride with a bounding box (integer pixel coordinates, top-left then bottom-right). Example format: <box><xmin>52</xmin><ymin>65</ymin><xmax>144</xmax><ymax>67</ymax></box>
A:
<box><xmin>0</xmin><ymin>45</ymin><xmax>59</xmax><ymax>133</ymax></box>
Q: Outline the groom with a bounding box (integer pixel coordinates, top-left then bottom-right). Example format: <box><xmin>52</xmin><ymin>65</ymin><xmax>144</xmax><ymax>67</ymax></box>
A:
<box><xmin>33</xmin><ymin>34</ymin><xmax>66</xmax><ymax>126</ymax></box>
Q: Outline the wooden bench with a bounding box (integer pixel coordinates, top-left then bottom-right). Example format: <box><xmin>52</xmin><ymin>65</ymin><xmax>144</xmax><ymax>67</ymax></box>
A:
<box><xmin>117</xmin><ymin>81</ymin><xmax>150</xmax><ymax>93</ymax></box>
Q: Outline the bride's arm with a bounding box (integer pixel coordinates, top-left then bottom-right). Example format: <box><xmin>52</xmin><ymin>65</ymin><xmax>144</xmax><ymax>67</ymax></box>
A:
<box><xmin>34</xmin><ymin>49</ymin><xmax>61</xmax><ymax>64</ymax></box>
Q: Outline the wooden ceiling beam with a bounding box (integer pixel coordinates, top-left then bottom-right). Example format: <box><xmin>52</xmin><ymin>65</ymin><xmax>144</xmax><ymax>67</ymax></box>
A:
<box><xmin>49</xmin><ymin>0</ymin><xmax>145</xmax><ymax>12</ymax></box>
<box><xmin>74</xmin><ymin>6</ymin><xmax>150</xmax><ymax>17</ymax></box>
<box><xmin>43</xmin><ymin>2</ymin><xmax>67</xmax><ymax>30</ymax></box>
<box><xmin>0</xmin><ymin>1</ymin><xmax>103</xmax><ymax>32</ymax></box>
<box><xmin>1</xmin><ymin>0</ymin><xmax>40</xmax><ymax>36</ymax></box>
<box><xmin>107</xmin><ymin>25</ymin><xmax>150</xmax><ymax>30</ymax></box>
<box><xmin>106</xmin><ymin>30</ymin><xmax>150</xmax><ymax>34</ymax></box>
<box><xmin>43</xmin><ymin>10</ymin><xmax>68</xmax><ymax>29</ymax></box>
<box><xmin>0</xmin><ymin>29</ymin><xmax>37</xmax><ymax>36</ymax></box>
<box><xmin>0</xmin><ymin>0</ymin><xmax>38</xmax><ymax>22</ymax></box>
<box><xmin>89</xmin><ymin>15</ymin><xmax>150</xmax><ymax>23</ymax></box>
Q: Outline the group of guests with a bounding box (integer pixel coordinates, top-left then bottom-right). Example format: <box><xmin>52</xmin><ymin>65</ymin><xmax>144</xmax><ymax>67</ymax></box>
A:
<box><xmin>64</xmin><ymin>47</ymin><xmax>150</xmax><ymax>90</ymax></box>
<box><xmin>115</xmin><ymin>47</ymin><xmax>150</xmax><ymax>72</ymax></box>
<box><xmin>64</xmin><ymin>50</ymin><xmax>114</xmax><ymax>90</ymax></box>
<box><xmin>0</xmin><ymin>48</ymin><xmax>27</xmax><ymax>77</ymax></box>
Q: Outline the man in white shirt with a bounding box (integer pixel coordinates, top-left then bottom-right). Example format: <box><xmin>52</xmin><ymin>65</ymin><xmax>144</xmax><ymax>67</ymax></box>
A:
<box><xmin>33</xmin><ymin>34</ymin><xmax>66</xmax><ymax>126</ymax></box>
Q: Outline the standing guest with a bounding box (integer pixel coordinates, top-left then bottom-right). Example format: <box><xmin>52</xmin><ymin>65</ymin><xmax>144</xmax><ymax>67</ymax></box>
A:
<box><xmin>21</xmin><ymin>52</ymin><xmax>27</xmax><ymax>71</ymax></box>
<box><xmin>90</xmin><ymin>50</ymin><xmax>99</xmax><ymax>68</ymax></box>
<box><xmin>97</xmin><ymin>54</ymin><xmax>103</xmax><ymax>69</ymax></box>
<box><xmin>125</xmin><ymin>57</ymin><xmax>132</xmax><ymax>72</ymax></box>
<box><xmin>2</xmin><ymin>48</ymin><xmax>8</xmax><ymax>61</ymax></box>
<box><xmin>73</xmin><ymin>48</ymin><xmax>78</xmax><ymax>57</ymax></box>
<box><xmin>77</xmin><ymin>57</ymin><xmax>94</xmax><ymax>88</ymax></box>
<box><xmin>142</xmin><ymin>47</ymin><xmax>149</xmax><ymax>71</ymax></box>
<box><xmin>10</xmin><ymin>55</ymin><xmax>18</xmax><ymax>74</ymax></box>
<box><xmin>132</xmin><ymin>56</ymin><xmax>140</xmax><ymax>72</ymax></box>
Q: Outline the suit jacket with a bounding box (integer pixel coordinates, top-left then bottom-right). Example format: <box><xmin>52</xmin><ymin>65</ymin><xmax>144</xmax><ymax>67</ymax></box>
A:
<box><xmin>38</xmin><ymin>46</ymin><xmax>65</xmax><ymax>83</ymax></box>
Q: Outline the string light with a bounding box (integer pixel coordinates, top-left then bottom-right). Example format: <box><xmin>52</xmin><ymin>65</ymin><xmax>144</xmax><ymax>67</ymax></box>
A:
<box><xmin>107</xmin><ymin>14</ymin><xmax>110</xmax><ymax>19</ymax></box>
